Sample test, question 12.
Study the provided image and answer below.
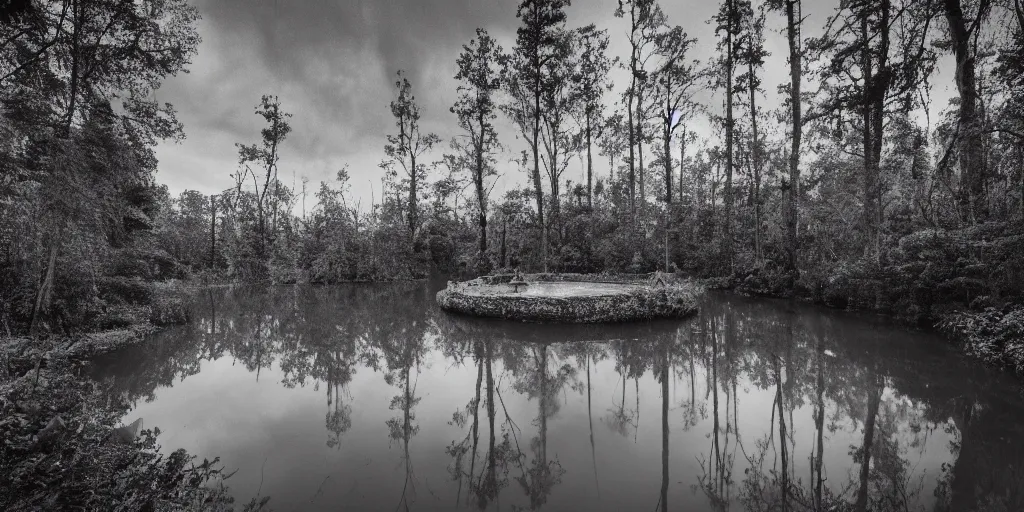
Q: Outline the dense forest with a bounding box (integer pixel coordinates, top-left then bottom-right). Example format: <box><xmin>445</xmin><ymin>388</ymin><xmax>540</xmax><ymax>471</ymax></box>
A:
<box><xmin>4</xmin><ymin>0</ymin><xmax>1023</xmax><ymax>372</ymax></box>
<box><xmin>2</xmin><ymin>0</ymin><xmax>1024</xmax><ymax>509</ymax></box>
<box><xmin>1</xmin><ymin>1</ymin><xmax>1023</xmax><ymax>328</ymax></box>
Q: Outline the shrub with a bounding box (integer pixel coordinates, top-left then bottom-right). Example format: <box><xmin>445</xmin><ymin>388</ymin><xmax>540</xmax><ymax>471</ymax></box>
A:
<box><xmin>0</xmin><ymin>354</ymin><xmax>253</xmax><ymax>511</ymax></box>
<box><xmin>941</xmin><ymin>306</ymin><xmax>1024</xmax><ymax>374</ymax></box>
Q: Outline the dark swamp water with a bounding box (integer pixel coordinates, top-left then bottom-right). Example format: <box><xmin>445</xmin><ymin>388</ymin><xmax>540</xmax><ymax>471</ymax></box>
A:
<box><xmin>90</xmin><ymin>282</ymin><xmax>1024</xmax><ymax>511</ymax></box>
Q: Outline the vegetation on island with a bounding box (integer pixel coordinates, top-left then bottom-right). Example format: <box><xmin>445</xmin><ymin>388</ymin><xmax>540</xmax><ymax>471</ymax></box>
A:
<box><xmin>437</xmin><ymin>274</ymin><xmax>701</xmax><ymax>323</ymax></box>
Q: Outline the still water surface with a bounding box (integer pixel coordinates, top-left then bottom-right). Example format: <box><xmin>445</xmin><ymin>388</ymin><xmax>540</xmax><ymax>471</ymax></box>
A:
<box><xmin>91</xmin><ymin>282</ymin><xmax>1024</xmax><ymax>511</ymax></box>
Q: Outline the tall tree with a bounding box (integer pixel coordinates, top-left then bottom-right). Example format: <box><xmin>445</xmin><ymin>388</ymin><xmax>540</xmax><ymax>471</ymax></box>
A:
<box><xmin>540</xmin><ymin>29</ymin><xmax>580</xmax><ymax>243</ymax></box>
<box><xmin>382</xmin><ymin>71</ymin><xmax>440</xmax><ymax>242</ymax></box>
<box><xmin>653</xmin><ymin>26</ymin><xmax>701</xmax><ymax>272</ymax></box>
<box><xmin>942</xmin><ymin>0</ymin><xmax>993</xmax><ymax>221</ymax></box>
<box><xmin>571</xmin><ymin>25</ymin><xmax>613</xmax><ymax>209</ymax></box>
<box><xmin>616</xmin><ymin>0</ymin><xmax>665</xmax><ymax>220</ymax></box>
<box><xmin>452</xmin><ymin>29</ymin><xmax>506</xmax><ymax>265</ymax></box>
<box><xmin>236</xmin><ymin>95</ymin><xmax>292</xmax><ymax>272</ymax></box>
<box><xmin>767</xmin><ymin>0</ymin><xmax>804</xmax><ymax>282</ymax></box>
<box><xmin>654</xmin><ymin>26</ymin><xmax>701</xmax><ymax>206</ymax></box>
<box><xmin>713</xmin><ymin>0</ymin><xmax>746</xmax><ymax>270</ymax></box>
<box><xmin>0</xmin><ymin>0</ymin><xmax>200</xmax><ymax>332</ymax></box>
<box><xmin>504</xmin><ymin>0</ymin><xmax>571</xmax><ymax>272</ymax></box>
<box><xmin>737</xmin><ymin>5</ymin><xmax>768</xmax><ymax>264</ymax></box>
<box><xmin>812</xmin><ymin>0</ymin><xmax>936</xmax><ymax>261</ymax></box>
<box><xmin>598</xmin><ymin>111</ymin><xmax>628</xmax><ymax>184</ymax></box>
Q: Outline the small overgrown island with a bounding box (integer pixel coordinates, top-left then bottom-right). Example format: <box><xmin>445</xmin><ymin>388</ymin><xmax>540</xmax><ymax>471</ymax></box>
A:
<box><xmin>437</xmin><ymin>274</ymin><xmax>701</xmax><ymax>323</ymax></box>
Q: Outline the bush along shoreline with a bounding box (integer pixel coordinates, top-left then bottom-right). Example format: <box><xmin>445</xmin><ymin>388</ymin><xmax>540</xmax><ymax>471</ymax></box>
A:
<box><xmin>707</xmin><ymin>223</ymin><xmax>1024</xmax><ymax>378</ymax></box>
<box><xmin>0</xmin><ymin>283</ymin><xmax>271</xmax><ymax>511</ymax></box>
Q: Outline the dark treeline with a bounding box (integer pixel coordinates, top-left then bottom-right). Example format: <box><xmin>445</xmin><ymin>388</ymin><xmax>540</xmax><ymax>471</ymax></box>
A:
<box><xmin>89</xmin><ymin>284</ymin><xmax>1024</xmax><ymax>511</ymax></box>
<box><xmin>3</xmin><ymin>0</ymin><xmax>1024</xmax><ymax>369</ymax></box>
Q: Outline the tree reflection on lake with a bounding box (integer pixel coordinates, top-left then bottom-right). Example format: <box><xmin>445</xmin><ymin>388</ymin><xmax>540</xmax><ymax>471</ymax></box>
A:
<box><xmin>90</xmin><ymin>283</ymin><xmax>1024</xmax><ymax>511</ymax></box>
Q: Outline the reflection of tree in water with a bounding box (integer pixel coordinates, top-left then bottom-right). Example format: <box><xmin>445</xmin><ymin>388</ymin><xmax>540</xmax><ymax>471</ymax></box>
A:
<box><xmin>442</xmin><ymin>338</ymin><xmax>518</xmax><ymax>509</ymax></box>
<box><xmin>604</xmin><ymin>340</ymin><xmax>652</xmax><ymax>439</ymax></box>
<box><xmin>695</xmin><ymin>311</ymin><xmax>741</xmax><ymax>510</ymax></box>
<box><xmin>511</xmin><ymin>343</ymin><xmax>572</xmax><ymax>510</ymax></box>
<box><xmin>90</xmin><ymin>285</ymin><xmax>1024</xmax><ymax>512</ymax></box>
<box><xmin>565</xmin><ymin>341</ymin><xmax>609</xmax><ymax>494</ymax></box>
<box><xmin>360</xmin><ymin>285</ymin><xmax>431</xmax><ymax>511</ymax></box>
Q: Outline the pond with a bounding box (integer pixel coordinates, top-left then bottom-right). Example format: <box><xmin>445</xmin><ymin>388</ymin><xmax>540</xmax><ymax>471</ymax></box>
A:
<box><xmin>90</xmin><ymin>281</ymin><xmax>1024</xmax><ymax>512</ymax></box>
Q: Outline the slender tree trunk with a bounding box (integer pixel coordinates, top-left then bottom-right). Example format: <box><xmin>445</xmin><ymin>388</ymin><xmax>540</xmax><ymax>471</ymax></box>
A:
<box><xmin>29</xmin><ymin>236</ymin><xmax>59</xmax><ymax>335</ymax></box>
<box><xmin>627</xmin><ymin>3</ymin><xmax>638</xmax><ymax>221</ymax></box>
<box><xmin>476</xmin><ymin>108</ymin><xmax>489</xmax><ymax>259</ymax></box>
<box><xmin>628</xmin><ymin>80</ymin><xmax>637</xmax><ymax>220</ymax></box>
<box><xmin>547</xmin><ymin>134</ymin><xmax>562</xmax><ymax>246</ymax></box>
<box><xmin>784</xmin><ymin>0</ymin><xmax>802</xmax><ymax>282</ymax></box>
<box><xmin>860</xmin><ymin>11</ymin><xmax>880</xmax><ymax>263</ymax></box>
<box><xmin>586</xmin><ymin>110</ymin><xmax>594</xmax><ymax>209</ymax></box>
<box><xmin>664</xmin><ymin>92</ymin><xmax>674</xmax><ymax>205</ymax></box>
<box><xmin>723</xmin><ymin>0</ymin><xmax>736</xmax><ymax>271</ymax></box>
<box><xmin>679</xmin><ymin>128</ymin><xmax>687</xmax><ymax>202</ymax></box>
<box><xmin>210</xmin><ymin>195</ymin><xmax>217</xmax><ymax>269</ymax></box>
<box><xmin>638</xmin><ymin>84</ymin><xmax>646</xmax><ymax>213</ymax></box>
<box><xmin>409</xmin><ymin>147</ymin><xmax>418</xmax><ymax>242</ymax></box>
<box><xmin>748</xmin><ymin>58</ymin><xmax>762</xmax><ymax>264</ymax></box>
<box><xmin>501</xmin><ymin>215</ymin><xmax>508</xmax><ymax>268</ymax></box>
<box><xmin>533</xmin><ymin>78</ymin><xmax>547</xmax><ymax>272</ymax></box>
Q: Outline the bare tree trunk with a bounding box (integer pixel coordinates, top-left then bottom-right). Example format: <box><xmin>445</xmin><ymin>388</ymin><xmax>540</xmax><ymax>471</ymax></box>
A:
<box><xmin>638</xmin><ymin>84</ymin><xmax>646</xmax><ymax>214</ymax></box>
<box><xmin>627</xmin><ymin>1</ymin><xmax>638</xmax><ymax>222</ymax></box>
<box><xmin>784</xmin><ymin>0</ymin><xmax>802</xmax><ymax>283</ymax></box>
<box><xmin>501</xmin><ymin>215</ymin><xmax>508</xmax><ymax>268</ymax></box>
<box><xmin>748</xmin><ymin>57</ymin><xmax>762</xmax><ymax>265</ymax></box>
<box><xmin>679</xmin><ymin>127</ymin><xmax>687</xmax><ymax>203</ymax></box>
<box><xmin>210</xmin><ymin>195</ymin><xmax>217</xmax><ymax>269</ymax></box>
<box><xmin>723</xmin><ymin>0</ymin><xmax>736</xmax><ymax>271</ymax></box>
<box><xmin>533</xmin><ymin>78</ymin><xmax>548</xmax><ymax>272</ymax></box>
<box><xmin>664</xmin><ymin>89</ymin><xmax>674</xmax><ymax>205</ymax></box>
<box><xmin>409</xmin><ymin>146</ymin><xmax>418</xmax><ymax>242</ymax></box>
<box><xmin>586</xmin><ymin>110</ymin><xmax>594</xmax><ymax>209</ymax></box>
<box><xmin>29</xmin><ymin>237</ymin><xmax>60</xmax><ymax>335</ymax></box>
<box><xmin>476</xmin><ymin>110</ymin><xmax>488</xmax><ymax>259</ymax></box>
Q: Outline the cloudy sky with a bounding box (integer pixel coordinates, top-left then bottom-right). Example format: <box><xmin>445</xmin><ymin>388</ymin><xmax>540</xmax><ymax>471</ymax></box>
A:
<box><xmin>153</xmin><ymin>0</ymin><xmax>957</xmax><ymax>209</ymax></box>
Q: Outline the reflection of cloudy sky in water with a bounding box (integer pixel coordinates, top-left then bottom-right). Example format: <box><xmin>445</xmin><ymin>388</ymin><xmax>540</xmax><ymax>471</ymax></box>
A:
<box><xmin>91</xmin><ymin>284</ymin><xmax>1024</xmax><ymax>511</ymax></box>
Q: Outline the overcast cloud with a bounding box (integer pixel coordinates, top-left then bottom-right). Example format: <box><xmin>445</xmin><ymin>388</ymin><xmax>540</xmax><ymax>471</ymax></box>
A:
<box><xmin>153</xmin><ymin>0</ymin><xmax>956</xmax><ymax>209</ymax></box>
